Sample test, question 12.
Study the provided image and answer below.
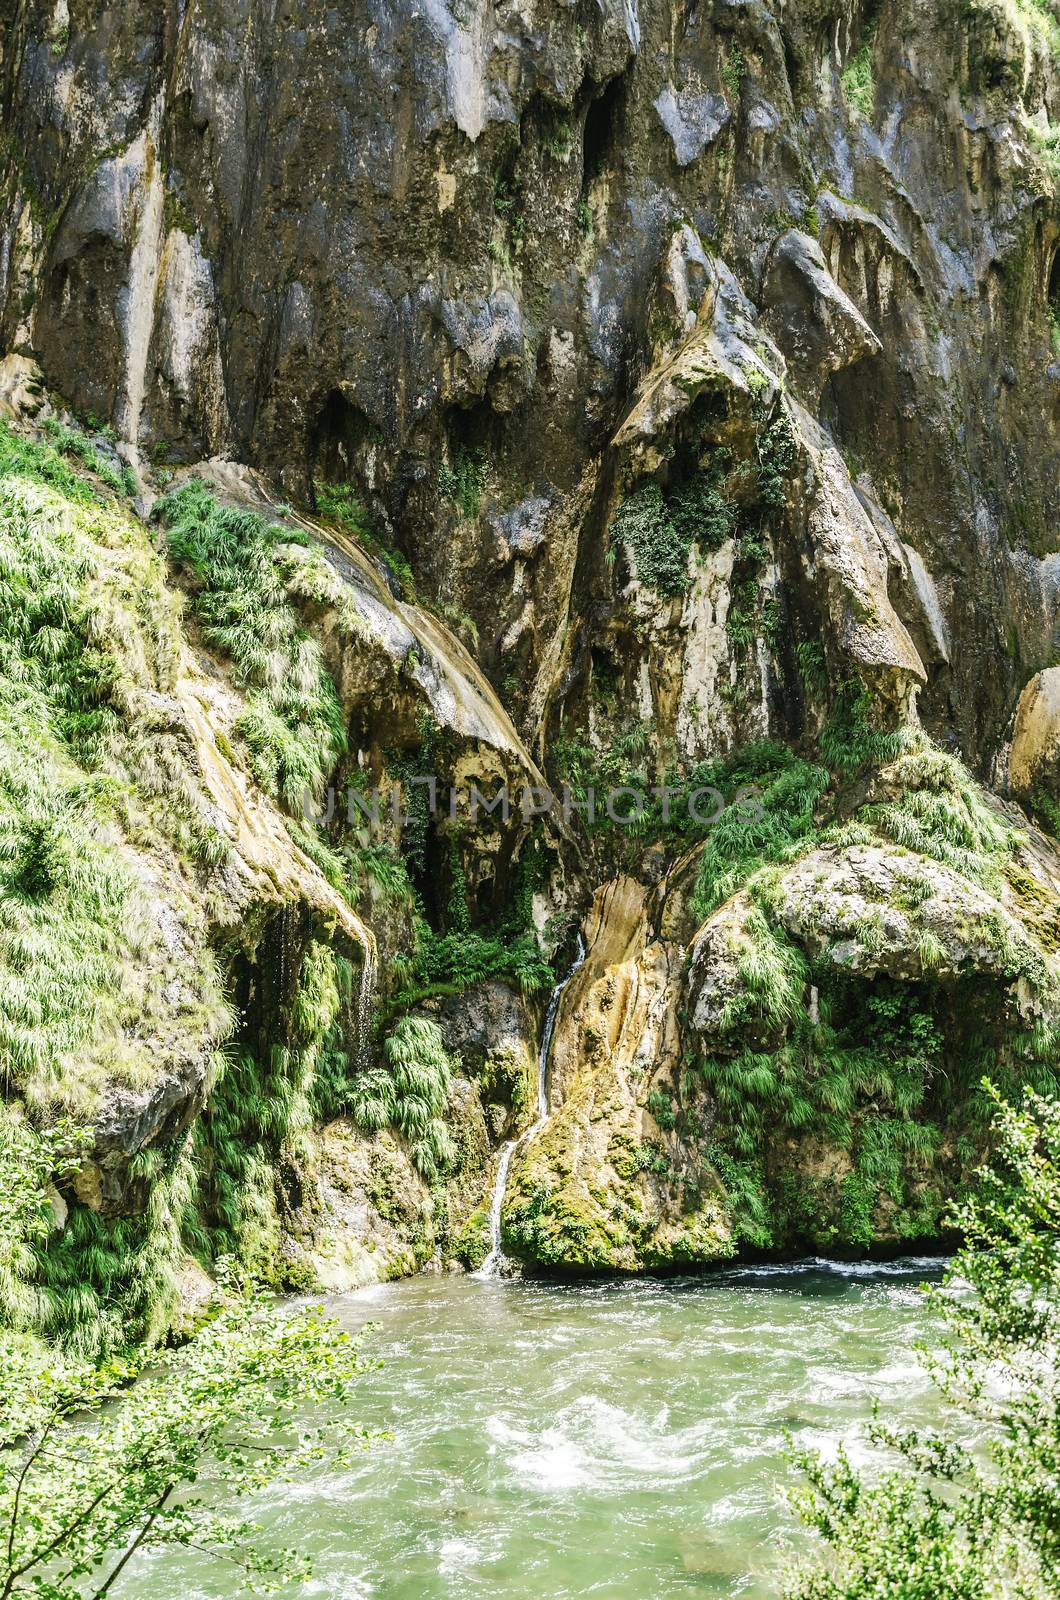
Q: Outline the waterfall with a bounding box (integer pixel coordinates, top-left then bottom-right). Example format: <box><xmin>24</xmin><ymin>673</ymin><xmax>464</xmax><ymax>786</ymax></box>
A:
<box><xmin>476</xmin><ymin>933</ymin><xmax>587</xmax><ymax>1279</ymax></box>
<box><xmin>355</xmin><ymin>944</ymin><xmax>377</xmax><ymax>1070</ymax></box>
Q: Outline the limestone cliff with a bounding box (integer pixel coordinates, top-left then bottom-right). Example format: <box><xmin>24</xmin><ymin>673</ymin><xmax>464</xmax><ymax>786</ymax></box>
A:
<box><xmin>2</xmin><ymin>0</ymin><xmax>1060</xmax><ymax>1337</ymax></box>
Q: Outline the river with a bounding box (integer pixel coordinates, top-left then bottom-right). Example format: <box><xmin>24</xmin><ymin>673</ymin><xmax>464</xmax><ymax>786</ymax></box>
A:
<box><xmin>141</xmin><ymin>1256</ymin><xmax>943</xmax><ymax>1598</ymax></box>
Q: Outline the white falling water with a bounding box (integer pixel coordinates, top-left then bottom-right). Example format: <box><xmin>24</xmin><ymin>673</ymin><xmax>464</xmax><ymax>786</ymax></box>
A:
<box><xmin>355</xmin><ymin>945</ymin><xmax>377</xmax><ymax>1070</ymax></box>
<box><xmin>476</xmin><ymin>934</ymin><xmax>587</xmax><ymax>1279</ymax></box>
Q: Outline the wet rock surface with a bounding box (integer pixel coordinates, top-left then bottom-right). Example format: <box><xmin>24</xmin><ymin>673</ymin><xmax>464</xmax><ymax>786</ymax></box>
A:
<box><xmin>3</xmin><ymin>0</ymin><xmax>1060</xmax><ymax>1303</ymax></box>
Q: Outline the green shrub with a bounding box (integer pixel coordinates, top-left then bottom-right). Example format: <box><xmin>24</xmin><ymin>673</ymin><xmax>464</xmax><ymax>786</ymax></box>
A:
<box><xmin>610</xmin><ymin>475</ymin><xmax>734</xmax><ymax>598</ymax></box>
<box><xmin>40</xmin><ymin>417</ymin><xmax>131</xmax><ymax>496</ymax></box>
<box><xmin>313</xmin><ymin>480</ymin><xmax>416</xmax><ymax>598</ymax></box>
<box><xmin>691</xmin><ymin>745</ymin><xmax>829</xmax><ymax>918</ymax></box>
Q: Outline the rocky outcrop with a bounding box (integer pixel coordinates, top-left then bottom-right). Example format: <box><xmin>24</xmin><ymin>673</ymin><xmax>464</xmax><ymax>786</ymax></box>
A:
<box><xmin>3</xmin><ymin>0</ymin><xmax>1060</xmax><ymax>1322</ymax></box>
<box><xmin>1010</xmin><ymin>668</ymin><xmax>1060</xmax><ymax>802</ymax></box>
<box><xmin>503</xmin><ymin>879</ymin><xmax>734</xmax><ymax>1272</ymax></box>
<box><xmin>4</xmin><ymin>0</ymin><xmax>1060</xmax><ymax>769</ymax></box>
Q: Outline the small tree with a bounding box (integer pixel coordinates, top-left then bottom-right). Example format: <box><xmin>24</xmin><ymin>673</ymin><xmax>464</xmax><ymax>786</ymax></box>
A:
<box><xmin>787</xmin><ymin>1083</ymin><xmax>1060</xmax><ymax>1599</ymax></box>
<box><xmin>0</xmin><ymin>1120</ymin><xmax>376</xmax><ymax>1596</ymax></box>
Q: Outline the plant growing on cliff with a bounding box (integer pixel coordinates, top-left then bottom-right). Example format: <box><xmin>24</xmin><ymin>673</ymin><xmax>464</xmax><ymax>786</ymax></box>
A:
<box><xmin>840</xmin><ymin>29</ymin><xmax>875</xmax><ymax>120</ymax></box>
<box><xmin>438</xmin><ymin>446</ymin><xmax>488</xmax><ymax>521</ymax></box>
<box><xmin>0</xmin><ymin>427</ymin><xmax>230</xmax><ymax>1120</ymax></box>
<box><xmin>351</xmin><ymin>1015</ymin><xmax>456</xmax><ymax>1179</ymax></box>
<box><xmin>157</xmin><ymin>479</ymin><xmax>346</xmax><ymax>808</ymax></box>
<box><xmin>690</xmin><ymin>744</ymin><xmax>829</xmax><ymax>919</ymax></box>
<box><xmin>787</xmin><ymin>1084</ymin><xmax>1060</xmax><ymax>1598</ymax></box>
<box><xmin>0</xmin><ymin>1123</ymin><xmax>376</xmax><ymax>1594</ymax></box>
<box><xmin>610</xmin><ymin>473</ymin><xmax>734</xmax><ymax>598</ymax></box>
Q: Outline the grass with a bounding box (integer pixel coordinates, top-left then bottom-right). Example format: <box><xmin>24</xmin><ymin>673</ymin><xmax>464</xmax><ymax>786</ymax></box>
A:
<box><xmin>40</xmin><ymin>417</ymin><xmax>136</xmax><ymax>497</ymax></box>
<box><xmin>313</xmin><ymin>480</ymin><xmax>417</xmax><ymax>599</ymax></box>
<box><xmin>862</xmin><ymin>745</ymin><xmax>1017</xmax><ymax>888</ymax></box>
<box><xmin>841</xmin><ymin>28</ymin><xmax>875</xmax><ymax>119</ymax></box>
<box><xmin>0</xmin><ymin>425</ymin><xmax>230</xmax><ymax>1117</ymax></box>
<box><xmin>194</xmin><ymin>938</ymin><xmax>353</xmax><ymax>1275</ymax></box>
<box><xmin>348</xmin><ymin>1015</ymin><xmax>456</xmax><ymax>1180</ymax></box>
<box><xmin>156</xmin><ymin>479</ymin><xmax>347</xmax><ymax>810</ymax></box>
<box><xmin>690</xmin><ymin>743</ymin><xmax>830</xmax><ymax>920</ymax></box>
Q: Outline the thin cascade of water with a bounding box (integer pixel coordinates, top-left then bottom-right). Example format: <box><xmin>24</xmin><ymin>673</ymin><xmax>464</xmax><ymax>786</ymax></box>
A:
<box><xmin>355</xmin><ymin>945</ymin><xmax>377</xmax><ymax>1070</ymax></box>
<box><xmin>476</xmin><ymin>933</ymin><xmax>587</xmax><ymax>1279</ymax></box>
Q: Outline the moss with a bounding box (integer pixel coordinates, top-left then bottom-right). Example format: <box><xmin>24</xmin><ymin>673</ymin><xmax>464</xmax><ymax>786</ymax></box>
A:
<box><xmin>453</xmin><ymin>1205</ymin><xmax>491</xmax><ymax>1270</ymax></box>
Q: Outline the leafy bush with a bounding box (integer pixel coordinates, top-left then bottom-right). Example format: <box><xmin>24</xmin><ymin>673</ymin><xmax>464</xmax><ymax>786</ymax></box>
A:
<box><xmin>788</xmin><ymin>1085</ymin><xmax>1060</xmax><ymax>1598</ymax></box>
<box><xmin>438</xmin><ymin>446</ymin><xmax>488</xmax><ymax>521</ymax></box>
<box><xmin>610</xmin><ymin>474</ymin><xmax>734</xmax><ymax>598</ymax></box>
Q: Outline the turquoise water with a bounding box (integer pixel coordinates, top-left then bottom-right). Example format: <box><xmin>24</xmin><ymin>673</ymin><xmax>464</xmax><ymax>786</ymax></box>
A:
<box><xmin>143</xmin><ymin>1258</ymin><xmax>942</xmax><ymax>1598</ymax></box>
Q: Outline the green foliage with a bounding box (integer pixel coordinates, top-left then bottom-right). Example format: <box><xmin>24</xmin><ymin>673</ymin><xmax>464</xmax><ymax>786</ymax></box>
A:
<box><xmin>840</xmin><ymin>30</ymin><xmax>875</xmax><ymax>119</ymax></box>
<box><xmin>0</xmin><ymin>426</ymin><xmax>230</xmax><ymax>1117</ymax></box>
<box><xmin>40</xmin><ymin>417</ymin><xmax>132</xmax><ymax>496</ymax></box>
<box><xmin>691</xmin><ymin>744</ymin><xmax>829</xmax><ymax>919</ymax></box>
<box><xmin>9</xmin><ymin>817</ymin><xmax>65</xmax><ymax>898</ymax></box>
<box><xmin>0</xmin><ymin>1110</ymin><xmax>89</xmax><ymax>1330</ymax></box>
<box><xmin>788</xmin><ymin>1085</ymin><xmax>1060</xmax><ymax>1599</ymax></box>
<box><xmin>700</xmin><ymin>973</ymin><xmax>949</xmax><ymax>1243</ymax></box>
<box><xmin>610</xmin><ymin>473</ymin><xmax>734</xmax><ymax>598</ymax></box>
<box><xmin>755</xmin><ymin>410</ymin><xmax>797</xmax><ymax>507</ymax></box>
<box><xmin>351</xmin><ymin>1015</ymin><xmax>456</xmax><ymax>1179</ymax></box>
<box><xmin>390</xmin><ymin>921</ymin><xmax>554</xmax><ymax>1014</ymax></box>
<box><xmin>438</xmin><ymin>446</ymin><xmax>488</xmax><ymax>521</ymax></box>
<box><xmin>721</xmin><ymin>44</ymin><xmax>746</xmax><ymax>97</ymax></box>
<box><xmin>820</xmin><ymin>679</ymin><xmax>909</xmax><ymax>777</ymax></box>
<box><xmin>0</xmin><ymin>1283</ymin><xmax>373</xmax><ymax>1598</ymax></box>
<box><xmin>796</xmin><ymin>640</ymin><xmax>828</xmax><ymax>700</ymax></box>
<box><xmin>156</xmin><ymin>479</ymin><xmax>346</xmax><ymax>809</ymax></box>
<box><xmin>30</xmin><ymin>1152</ymin><xmax>198</xmax><ymax>1358</ymax></box>
<box><xmin>647</xmin><ymin>1085</ymin><xmax>677</xmax><ymax>1130</ymax></box>
<box><xmin>197</xmin><ymin>941</ymin><xmax>348</xmax><ymax>1272</ymax></box>
<box><xmin>383</xmin><ymin>783</ymin><xmax>555</xmax><ymax>1013</ymax></box>
<box><xmin>1016</xmin><ymin>0</ymin><xmax>1060</xmax><ymax>61</ymax></box>
<box><xmin>862</xmin><ymin>745</ymin><xmax>1017</xmax><ymax>887</ymax></box>
<box><xmin>313</xmin><ymin>479</ymin><xmax>416</xmax><ymax>598</ymax></box>
<box><xmin>708</xmin><ymin>1148</ymin><xmax>773</xmax><ymax>1248</ymax></box>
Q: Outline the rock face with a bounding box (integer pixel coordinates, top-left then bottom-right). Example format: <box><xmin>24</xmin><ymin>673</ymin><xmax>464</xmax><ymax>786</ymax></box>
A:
<box><xmin>2</xmin><ymin>0</ymin><xmax>1060</xmax><ymax>1328</ymax></box>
